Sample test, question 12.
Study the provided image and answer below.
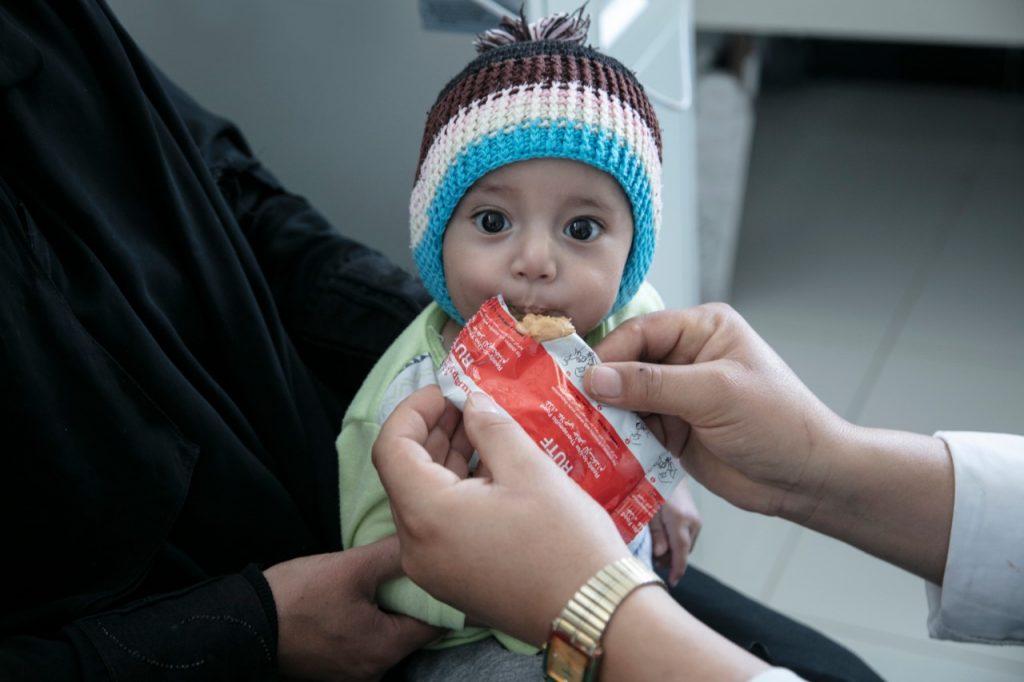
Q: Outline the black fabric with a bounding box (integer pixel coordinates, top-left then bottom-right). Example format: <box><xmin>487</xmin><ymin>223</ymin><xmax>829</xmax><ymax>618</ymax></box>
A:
<box><xmin>668</xmin><ymin>567</ymin><xmax>884</xmax><ymax>682</ymax></box>
<box><xmin>68</xmin><ymin>567</ymin><xmax>278</xmax><ymax>682</ymax></box>
<box><xmin>0</xmin><ymin>1</ymin><xmax>428</xmax><ymax>679</ymax></box>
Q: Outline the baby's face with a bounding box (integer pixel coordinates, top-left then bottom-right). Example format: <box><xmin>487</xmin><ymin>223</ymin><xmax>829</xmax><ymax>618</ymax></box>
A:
<box><xmin>442</xmin><ymin>158</ymin><xmax>633</xmax><ymax>334</ymax></box>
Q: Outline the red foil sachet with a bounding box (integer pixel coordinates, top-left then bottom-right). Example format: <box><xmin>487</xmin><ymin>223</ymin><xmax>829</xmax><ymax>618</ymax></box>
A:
<box><xmin>439</xmin><ymin>296</ymin><xmax>685</xmax><ymax>542</ymax></box>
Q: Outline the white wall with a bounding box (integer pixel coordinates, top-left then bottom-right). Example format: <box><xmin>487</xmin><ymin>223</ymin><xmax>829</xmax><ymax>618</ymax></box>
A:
<box><xmin>108</xmin><ymin>0</ymin><xmax>473</xmax><ymax>274</ymax></box>
<box><xmin>108</xmin><ymin>0</ymin><xmax>700</xmax><ymax>307</ymax></box>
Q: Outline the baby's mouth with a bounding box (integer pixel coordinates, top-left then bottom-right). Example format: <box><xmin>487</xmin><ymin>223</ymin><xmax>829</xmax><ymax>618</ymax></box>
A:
<box><xmin>506</xmin><ymin>303</ymin><xmax>567</xmax><ymax>321</ymax></box>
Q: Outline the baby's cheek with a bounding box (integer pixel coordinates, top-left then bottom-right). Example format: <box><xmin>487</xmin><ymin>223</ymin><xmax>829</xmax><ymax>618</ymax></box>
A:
<box><xmin>572</xmin><ymin>273</ymin><xmax>611</xmax><ymax>310</ymax></box>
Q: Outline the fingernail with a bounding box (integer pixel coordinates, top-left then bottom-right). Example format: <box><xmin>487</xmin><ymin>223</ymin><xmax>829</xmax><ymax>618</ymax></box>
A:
<box><xmin>469</xmin><ymin>392</ymin><xmax>500</xmax><ymax>414</ymax></box>
<box><xmin>590</xmin><ymin>366</ymin><xmax>622</xmax><ymax>399</ymax></box>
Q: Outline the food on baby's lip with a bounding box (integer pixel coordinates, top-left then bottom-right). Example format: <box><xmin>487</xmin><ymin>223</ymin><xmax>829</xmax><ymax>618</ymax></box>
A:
<box><xmin>514</xmin><ymin>313</ymin><xmax>575</xmax><ymax>343</ymax></box>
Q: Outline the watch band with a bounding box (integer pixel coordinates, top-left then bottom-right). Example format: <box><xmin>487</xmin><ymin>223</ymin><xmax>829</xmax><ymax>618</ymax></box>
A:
<box><xmin>543</xmin><ymin>556</ymin><xmax>666</xmax><ymax>682</ymax></box>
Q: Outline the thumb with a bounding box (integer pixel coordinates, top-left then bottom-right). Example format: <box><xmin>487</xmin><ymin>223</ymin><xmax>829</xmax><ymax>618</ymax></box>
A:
<box><xmin>357</xmin><ymin>535</ymin><xmax>405</xmax><ymax>585</ymax></box>
<box><xmin>376</xmin><ymin>609</ymin><xmax>445</xmax><ymax>654</ymax></box>
<box><xmin>463</xmin><ymin>392</ymin><xmax>560</xmax><ymax>483</ymax></box>
<box><xmin>584</xmin><ymin>360</ymin><xmax>735</xmax><ymax>423</ymax></box>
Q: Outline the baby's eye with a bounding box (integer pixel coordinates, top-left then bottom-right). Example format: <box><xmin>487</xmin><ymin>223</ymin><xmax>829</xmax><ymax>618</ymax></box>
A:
<box><xmin>473</xmin><ymin>210</ymin><xmax>510</xmax><ymax>234</ymax></box>
<box><xmin>564</xmin><ymin>218</ymin><xmax>602</xmax><ymax>242</ymax></box>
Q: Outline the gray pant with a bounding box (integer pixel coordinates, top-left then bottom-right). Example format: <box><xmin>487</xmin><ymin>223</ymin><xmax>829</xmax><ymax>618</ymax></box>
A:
<box><xmin>400</xmin><ymin>637</ymin><xmax>544</xmax><ymax>681</ymax></box>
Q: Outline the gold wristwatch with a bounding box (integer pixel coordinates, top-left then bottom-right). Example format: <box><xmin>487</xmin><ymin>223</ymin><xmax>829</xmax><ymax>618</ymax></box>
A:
<box><xmin>543</xmin><ymin>556</ymin><xmax>666</xmax><ymax>682</ymax></box>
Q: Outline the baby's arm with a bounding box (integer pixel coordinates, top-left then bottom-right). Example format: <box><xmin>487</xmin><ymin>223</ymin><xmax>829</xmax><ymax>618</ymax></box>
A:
<box><xmin>650</xmin><ymin>479</ymin><xmax>702</xmax><ymax>585</ymax></box>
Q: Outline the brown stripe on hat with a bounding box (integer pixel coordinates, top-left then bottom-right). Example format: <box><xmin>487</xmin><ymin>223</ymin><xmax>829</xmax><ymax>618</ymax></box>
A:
<box><xmin>416</xmin><ymin>49</ymin><xmax>661</xmax><ymax>181</ymax></box>
<box><xmin>424</xmin><ymin>44</ymin><xmax>662</xmax><ymax>147</ymax></box>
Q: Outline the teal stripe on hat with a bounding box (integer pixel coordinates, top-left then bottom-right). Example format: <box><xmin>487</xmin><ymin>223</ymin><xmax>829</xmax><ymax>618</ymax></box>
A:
<box><xmin>414</xmin><ymin>119</ymin><xmax>657</xmax><ymax>325</ymax></box>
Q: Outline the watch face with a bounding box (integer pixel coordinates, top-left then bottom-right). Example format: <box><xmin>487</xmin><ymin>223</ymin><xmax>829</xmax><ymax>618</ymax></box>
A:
<box><xmin>544</xmin><ymin>633</ymin><xmax>591</xmax><ymax>682</ymax></box>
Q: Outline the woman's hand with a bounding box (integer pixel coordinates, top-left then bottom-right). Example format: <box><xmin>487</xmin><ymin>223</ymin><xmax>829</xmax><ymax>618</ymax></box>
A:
<box><xmin>372</xmin><ymin>385</ymin><xmax>771</xmax><ymax>681</ymax></box>
<box><xmin>586</xmin><ymin>303</ymin><xmax>954</xmax><ymax>584</ymax></box>
<box><xmin>586</xmin><ymin>303</ymin><xmax>846</xmax><ymax>524</ymax></box>
<box><xmin>265</xmin><ymin>539</ymin><xmax>442</xmax><ymax>681</ymax></box>
<box><xmin>372</xmin><ymin>386</ymin><xmax>630</xmax><ymax>646</ymax></box>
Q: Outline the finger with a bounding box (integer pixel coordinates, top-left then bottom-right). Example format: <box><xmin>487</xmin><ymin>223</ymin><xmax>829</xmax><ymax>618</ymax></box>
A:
<box><xmin>641</xmin><ymin>415</ymin><xmax>689</xmax><ymax>463</ymax></box>
<box><xmin>355</xmin><ymin>538</ymin><xmax>446</xmax><ymax>652</ymax></box>
<box><xmin>584</xmin><ymin>358</ymin><xmax>738</xmax><ymax>421</ymax></box>
<box><xmin>462</xmin><ymin>393</ymin><xmax>561</xmax><ymax>483</ymax></box>
<box><xmin>649</xmin><ymin>513</ymin><xmax>668</xmax><ymax>558</ymax></box>
<box><xmin>376</xmin><ymin>609</ymin><xmax>445</xmax><ymax>655</ymax></box>
<box><xmin>449</xmin><ymin>417</ymin><xmax>473</xmax><ymax>464</ymax></box>
<box><xmin>424</xmin><ymin>422</ymin><xmax>453</xmax><ymax>463</ymax></box>
<box><xmin>373</xmin><ymin>388</ymin><xmax>462</xmax><ymax>519</ymax></box>
<box><xmin>376</xmin><ymin>443</ymin><xmax>460</xmax><ymax>529</ymax></box>
<box><xmin>643</xmin><ymin>413</ymin><xmax>666</xmax><ymax>447</ymax></box>
<box><xmin>375</xmin><ymin>385</ymin><xmax>448</xmax><ymax>462</ymax></box>
<box><xmin>416</xmin><ymin>394</ymin><xmax>460</xmax><ymax>456</ymax></box>
<box><xmin>441</xmin><ymin>408</ymin><xmax>475</xmax><ymax>478</ymax></box>
<box><xmin>662</xmin><ymin>417</ymin><xmax>690</xmax><ymax>458</ymax></box>
<box><xmin>423</xmin><ymin>407</ymin><xmax>470</xmax><ymax>479</ymax></box>
<box><xmin>358</xmin><ymin>535</ymin><xmax>405</xmax><ymax>585</ymax></box>
<box><xmin>667</xmin><ymin>526</ymin><xmax>692</xmax><ymax>586</ymax></box>
<box><xmin>592</xmin><ymin>306</ymin><xmax>736</xmax><ymax>366</ymax></box>
<box><xmin>442</xmin><ymin>450</ymin><xmax>470</xmax><ymax>479</ymax></box>
<box><xmin>437</xmin><ymin>398</ymin><xmax>463</xmax><ymax>436</ymax></box>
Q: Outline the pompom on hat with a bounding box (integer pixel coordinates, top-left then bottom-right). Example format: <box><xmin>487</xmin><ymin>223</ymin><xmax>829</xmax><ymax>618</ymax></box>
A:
<box><xmin>410</xmin><ymin>7</ymin><xmax>663</xmax><ymax>323</ymax></box>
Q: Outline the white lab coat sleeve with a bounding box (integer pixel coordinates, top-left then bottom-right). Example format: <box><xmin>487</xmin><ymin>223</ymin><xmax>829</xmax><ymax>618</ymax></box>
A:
<box><xmin>926</xmin><ymin>431</ymin><xmax>1024</xmax><ymax>644</ymax></box>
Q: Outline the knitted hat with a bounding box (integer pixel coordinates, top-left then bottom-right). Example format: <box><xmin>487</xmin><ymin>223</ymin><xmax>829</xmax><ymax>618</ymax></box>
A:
<box><xmin>410</xmin><ymin>8</ymin><xmax>663</xmax><ymax>323</ymax></box>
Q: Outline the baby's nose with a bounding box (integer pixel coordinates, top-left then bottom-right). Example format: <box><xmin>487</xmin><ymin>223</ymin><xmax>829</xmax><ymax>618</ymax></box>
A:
<box><xmin>512</xmin><ymin>233</ymin><xmax>557</xmax><ymax>280</ymax></box>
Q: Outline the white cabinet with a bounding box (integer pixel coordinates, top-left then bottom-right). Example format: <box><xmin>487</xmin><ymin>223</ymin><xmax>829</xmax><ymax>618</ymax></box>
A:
<box><xmin>695</xmin><ymin>0</ymin><xmax>1024</xmax><ymax>47</ymax></box>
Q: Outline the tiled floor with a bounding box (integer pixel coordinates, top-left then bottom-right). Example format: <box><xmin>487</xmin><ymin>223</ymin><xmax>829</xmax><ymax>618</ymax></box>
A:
<box><xmin>688</xmin><ymin>81</ymin><xmax>1024</xmax><ymax>680</ymax></box>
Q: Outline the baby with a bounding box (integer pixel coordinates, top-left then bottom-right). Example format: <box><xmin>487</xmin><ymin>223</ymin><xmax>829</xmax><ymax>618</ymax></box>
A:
<box><xmin>337</xmin><ymin>8</ymin><xmax>699</xmax><ymax>677</ymax></box>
